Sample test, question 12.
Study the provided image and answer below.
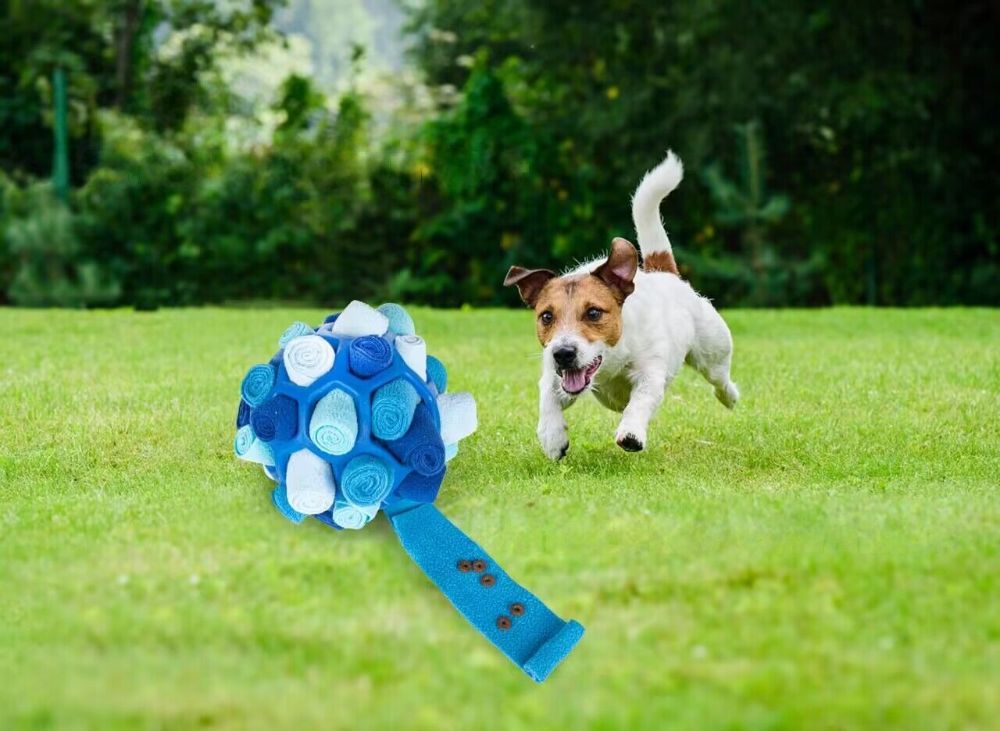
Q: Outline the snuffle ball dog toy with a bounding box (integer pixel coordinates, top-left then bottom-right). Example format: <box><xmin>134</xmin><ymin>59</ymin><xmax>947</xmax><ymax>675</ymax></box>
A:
<box><xmin>234</xmin><ymin>301</ymin><xmax>584</xmax><ymax>682</ymax></box>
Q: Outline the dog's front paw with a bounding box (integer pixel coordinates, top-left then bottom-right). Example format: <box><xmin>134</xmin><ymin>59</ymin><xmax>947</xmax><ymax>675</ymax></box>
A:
<box><xmin>538</xmin><ymin>421</ymin><xmax>569</xmax><ymax>461</ymax></box>
<box><xmin>615</xmin><ymin>423</ymin><xmax>646</xmax><ymax>452</ymax></box>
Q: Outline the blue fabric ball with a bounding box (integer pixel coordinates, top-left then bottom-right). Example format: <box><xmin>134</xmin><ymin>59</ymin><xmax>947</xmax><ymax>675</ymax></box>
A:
<box><xmin>234</xmin><ymin>303</ymin><xmax>472</xmax><ymax>530</ymax></box>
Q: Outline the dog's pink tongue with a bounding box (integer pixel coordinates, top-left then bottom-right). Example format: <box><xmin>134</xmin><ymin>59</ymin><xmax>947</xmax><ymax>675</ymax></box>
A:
<box><xmin>562</xmin><ymin>369</ymin><xmax>587</xmax><ymax>393</ymax></box>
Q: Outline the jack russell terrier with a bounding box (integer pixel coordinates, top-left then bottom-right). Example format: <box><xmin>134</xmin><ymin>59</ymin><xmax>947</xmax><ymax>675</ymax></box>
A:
<box><xmin>504</xmin><ymin>151</ymin><xmax>739</xmax><ymax>459</ymax></box>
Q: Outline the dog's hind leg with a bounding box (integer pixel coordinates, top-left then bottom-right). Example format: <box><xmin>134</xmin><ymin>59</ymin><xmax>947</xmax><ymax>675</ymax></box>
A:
<box><xmin>687</xmin><ymin>338</ymin><xmax>739</xmax><ymax>409</ymax></box>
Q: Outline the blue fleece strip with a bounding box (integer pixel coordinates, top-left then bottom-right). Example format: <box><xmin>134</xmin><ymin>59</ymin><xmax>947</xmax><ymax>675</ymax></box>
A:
<box><xmin>236</xmin><ymin>399</ymin><xmax>252</xmax><ymax>428</ymax></box>
<box><xmin>426</xmin><ymin>355</ymin><xmax>447</xmax><ymax>393</ymax></box>
<box><xmin>395</xmin><ymin>466</ymin><xmax>445</xmax><ymax>503</ymax></box>
<box><xmin>386</xmin><ymin>403</ymin><xmax>445</xmax><ymax>477</ymax></box>
<box><xmin>371</xmin><ymin>377</ymin><xmax>421</xmax><ymax>440</ymax></box>
<box><xmin>389</xmin><ymin>504</ymin><xmax>584</xmax><ymax>683</ymax></box>
<box><xmin>241</xmin><ymin>363</ymin><xmax>275</xmax><ymax>406</ymax></box>
<box><xmin>309</xmin><ymin>388</ymin><xmax>357</xmax><ymax>455</ymax></box>
<box><xmin>279</xmin><ymin>321</ymin><xmax>315</xmax><ymax>348</ymax></box>
<box><xmin>251</xmin><ymin>394</ymin><xmax>298</xmax><ymax>442</ymax></box>
<box><xmin>340</xmin><ymin>454</ymin><xmax>394</xmax><ymax>506</ymax></box>
<box><xmin>272</xmin><ymin>485</ymin><xmax>305</xmax><ymax>524</ymax></box>
<box><xmin>348</xmin><ymin>335</ymin><xmax>393</xmax><ymax>378</ymax></box>
<box><xmin>377</xmin><ymin>303</ymin><xmax>416</xmax><ymax>336</ymax></box>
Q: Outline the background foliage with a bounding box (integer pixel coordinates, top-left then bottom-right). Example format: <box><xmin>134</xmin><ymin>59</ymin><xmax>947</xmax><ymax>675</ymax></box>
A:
<box><xmin>1</xmin><ymin>0</ymin><xmax>997</xmax><ymax>308</ymax></box>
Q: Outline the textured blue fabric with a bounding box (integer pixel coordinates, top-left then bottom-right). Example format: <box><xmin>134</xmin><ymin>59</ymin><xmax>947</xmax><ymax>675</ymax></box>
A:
<box><xmin>251</xmin><ymin>395</ymin><xmax>298</xmax><ymax>442</ymax></box>
<box><xmin>396</xmin><ymin>466</ymin><xmax>445</xmax><ymax>503</ymax></box>
<box><xmin>309</xmin><ymin>389</ymin><xmax>357</xmax><ymax>455</ymax></box>
<box><xmin>272</xmin><ymin>485</ymin><xmax>306</xmax><ymax>524</ymax></box>
<box><xmin>241</xmin><ymin>363</ymin><xmax>276</xmax><ymax>406</ymax></box>
<box><xmin>426</xmin><ymin>356</ymin><xmax>448</xmax><ymax>393</ymax></box>
<box><xmin>348</xmin><ymin>335</ymin><xmax>393</xmax><ymax>378</ymax></box>
<box><xmin>340</xmin><ymin>454</ymin><xmax>394</xmax><ymax>506</ymax></box>
<box><xmin>386</xmin><ymin>403</ymin><xmax>445</xmax><ymax>477</ymax></box>
<box><xmin>236</xmin><ymin>399</ymin><xmax>252</xmax><ymax>428</ymax></box>
<box><xmin>371</xmin><ymin>377</ymin><xmax>421</xmax><ymax>440</ymax></box>
<box><xmin>390</xmin><ymin>504</ymin><xmax>584</xmax><ymax>683</ymax></box>
<box><xmin>378</xmin><ymin>303</ymin><xmax>416</xmax><ymax>336</ymax></box>
<box><xmin>279</xmin><ymin>321</ymin><xmax>315</xmax><ymax>347</ymax></box>
<box><xmin>323</xmin><ymin>313</ymin><xmax>339</xmax><ymax>324</ymax></box>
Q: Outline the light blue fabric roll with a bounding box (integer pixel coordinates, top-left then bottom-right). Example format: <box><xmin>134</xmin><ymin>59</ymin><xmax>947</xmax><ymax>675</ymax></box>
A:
<box><xmin>279</xmin><ymin>321</ymin><xmax>315</xmax><ymax>348</ymax></box>
<box><xmin>309</xmin><ymin>389</ymin><xmax>357</xmax><ymax>456</ymax></box>
<box><xmin>241</xmin><ymin>363</ymin><xmax>275</xmax><ymax>406</ymax></box>
<box><xmin>234</xmin><ymin>425</ymin><xmax>276</xmax><ymax>466</ymax></box>
<box><xmin>331</xmin><ymin>499</ymin><xmax>378</xmax><ymax>530</ymax></box>
<box><xmin>340</xmin><ymin>455</ymin><xmax>394</xmax><ymax>507</ymax></box>
<box><xmin>426</xmin><ymin>355</ymin><xmax>447</xmax><ymax>394</ymax></box>
<box><xmin>377</xmin><ymin>303</ymin><xmax>415</xmax><ymax>336</ymax></box>
<box><xmin>371</xmin><ymin>377</ymin><xmax>421</xmax><ymax>440</ymax></box>
<box><xmin>445</xmin><ymin>443</ymin><xmax>459</xmax><ymax>462</ymax></box>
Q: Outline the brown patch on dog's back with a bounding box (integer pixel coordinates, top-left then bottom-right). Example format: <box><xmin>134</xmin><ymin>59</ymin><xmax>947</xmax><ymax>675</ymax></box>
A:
<box><xmin>644</xmin><ymin>251</ymin><xmax>679</xmax><ymax>275</ymax></box>
<box><xmin>533</xmin><ymin>274</ymin><xmax>625</xmax><ymax>346</ymax></box>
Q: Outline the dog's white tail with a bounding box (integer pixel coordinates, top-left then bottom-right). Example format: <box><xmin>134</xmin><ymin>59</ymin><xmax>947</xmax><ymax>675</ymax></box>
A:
<box><xmin>631</xmin><ymin>151</ymin><xmax>683</xmax><ymax>274</ymax></box>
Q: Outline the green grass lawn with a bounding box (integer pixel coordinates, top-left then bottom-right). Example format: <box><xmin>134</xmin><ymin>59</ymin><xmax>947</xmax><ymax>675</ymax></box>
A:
<box><xmin>1</xmin><ymin>306</ymin><xmax>998</xmax><ymax>730</ymax></box>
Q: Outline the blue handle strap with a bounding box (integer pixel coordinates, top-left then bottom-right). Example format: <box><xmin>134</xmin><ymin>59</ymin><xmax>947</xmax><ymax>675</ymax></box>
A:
<box><xmin>387</xmin><ymin>503</ymin><xmax>584</xmax><ymax>682</ymax></box>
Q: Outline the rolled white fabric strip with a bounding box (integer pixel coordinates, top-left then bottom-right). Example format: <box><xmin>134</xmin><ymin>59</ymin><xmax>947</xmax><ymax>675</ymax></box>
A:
<box><xmin>394</xmin><ymin>334</ymin><xmax>427</xmax><ymax>381</ymax></box>
<box><xmin>437</xmin><ymin>392</ymin><xmax>478</xmax><ymax>444</ymax></box>
<box><xmin>283</xmin><ymin>335</ymin><xmax>335</xmax><ymax>387</ymax></box>
<box><xmin>285</xmin><ymin>449</ymin><xmax>336</xmax><ymax>515</ymax></box>
<box><xmin>331</xmin><ymin>499</ymin><xmax>379</xmax><ymax>530</ymax></box>
<box><xmin>331</xmin><ymin>300</ymin><xmax>389</xmax><ymax>337</ymax></box>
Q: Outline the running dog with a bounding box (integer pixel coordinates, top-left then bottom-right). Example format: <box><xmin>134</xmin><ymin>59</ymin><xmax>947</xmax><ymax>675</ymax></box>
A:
<box><xmin>504</xmin><ymin>151</ymin><xmax>739</xmax><ymax>459</ymax></box>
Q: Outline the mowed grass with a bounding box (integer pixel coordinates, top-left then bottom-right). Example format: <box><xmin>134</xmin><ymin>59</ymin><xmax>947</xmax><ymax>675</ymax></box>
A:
<box><xmin>1</xmin><ymin>306</ymin><xmax>998</xmax><ymax>730</ymax></box>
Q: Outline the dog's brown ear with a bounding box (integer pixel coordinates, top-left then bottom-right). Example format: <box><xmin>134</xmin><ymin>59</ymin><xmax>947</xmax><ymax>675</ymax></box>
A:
<box><xmin>592</xmin><ymin>237</ymin><xmax>638</xmax><ymax>301</ymax></box>
<box><xmin>504</xmin><ymin>266</ymin><xmax>556</xmax><ymax>307</ymax></box>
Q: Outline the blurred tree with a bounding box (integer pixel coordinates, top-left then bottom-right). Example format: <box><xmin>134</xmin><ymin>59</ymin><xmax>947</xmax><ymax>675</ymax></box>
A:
<box><xmin>408</xmin><ymin>0</ymin><xmax>999</xmax><ymax>306</ymax></box>
<box><xmin>703</xmin><ymin>121</ymin><xmax>790</xmax><ymax>305</ymax></box>
<box><xmin>0</xmin><ymin>0</ymin><xmax>285</xmax><ymax>179</ymax></box>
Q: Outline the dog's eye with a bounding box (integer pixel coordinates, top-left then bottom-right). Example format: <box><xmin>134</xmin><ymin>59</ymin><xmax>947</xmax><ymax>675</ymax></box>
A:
<box><xmin>585</xmin><ymin>307</ymin><xmax>603</xmax><ymax>322</ymax></box>
<box><xmin>539</xmin><ymin>311</ymin><xmax>554</xmax><ymax>326</ymax></box>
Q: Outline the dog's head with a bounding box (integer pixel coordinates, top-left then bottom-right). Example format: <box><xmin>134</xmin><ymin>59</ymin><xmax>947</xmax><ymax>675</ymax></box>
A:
<box><xmin>504</xmin><ymin>237</ymin><xmax>638</xmax><ymax>396</ymax></box>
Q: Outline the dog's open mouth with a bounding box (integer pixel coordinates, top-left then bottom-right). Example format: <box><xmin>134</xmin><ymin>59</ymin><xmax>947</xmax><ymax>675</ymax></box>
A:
<box><xmin>559</xmin><ymin>356</ymin><xmax>603</xmax><ymax>395</ymax></box>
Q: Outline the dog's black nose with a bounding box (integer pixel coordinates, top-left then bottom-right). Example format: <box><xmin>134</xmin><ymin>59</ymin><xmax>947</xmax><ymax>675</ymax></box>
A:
<box><xmin>553</xmin><ymin>346</ymin><xmax>577</xmax><ymax>369</ymax></box>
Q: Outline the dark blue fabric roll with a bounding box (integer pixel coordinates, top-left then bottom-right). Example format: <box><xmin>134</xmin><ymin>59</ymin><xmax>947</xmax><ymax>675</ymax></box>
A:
<box><xmin>348</xmin><ymin>335</ymin><xmax>393</xmax><ymax>377</ymax></box>
<box><xmin>386</xmin><ymin>403</ymin><xmax>445</xmax><ymax>476</ymax></box>
<box><xmin>269</xmin><ymin>350</ymin><xmax>283</xmax><ymax>368</ymax></box>
<box><xmin>396</xmin><ymin>466</ymin><xmax>446</xmax><ymax>503</ymax></box>
<box><xmin>251</xmin><ymin>394</ymin><xmax>298</xmax><ymax>442</ymax></box>
<box><xmin>236</xmin><ymin>399</ymin><xmax>252</xmax><ymax>428</ymax></box>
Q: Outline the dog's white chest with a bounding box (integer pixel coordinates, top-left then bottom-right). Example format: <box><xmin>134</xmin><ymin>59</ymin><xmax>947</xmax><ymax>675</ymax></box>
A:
<box><xmin>591</xmin><ymin>371</ymin><xmax>632</xmax><ymax>413</ymax></box>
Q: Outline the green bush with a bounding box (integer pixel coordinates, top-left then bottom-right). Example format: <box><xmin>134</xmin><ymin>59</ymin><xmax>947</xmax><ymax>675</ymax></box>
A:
<box><xmin>4</xmin><ymin>184</ymin><xmax>120</xmax><ymax>307</ymax></box>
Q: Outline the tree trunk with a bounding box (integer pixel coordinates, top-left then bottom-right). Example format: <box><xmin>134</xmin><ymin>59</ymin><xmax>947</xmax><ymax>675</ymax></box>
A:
<box><xmin>114</xmin><ymin>0</ymin><xmax>143</xmax><ymax>110</ymax></box>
